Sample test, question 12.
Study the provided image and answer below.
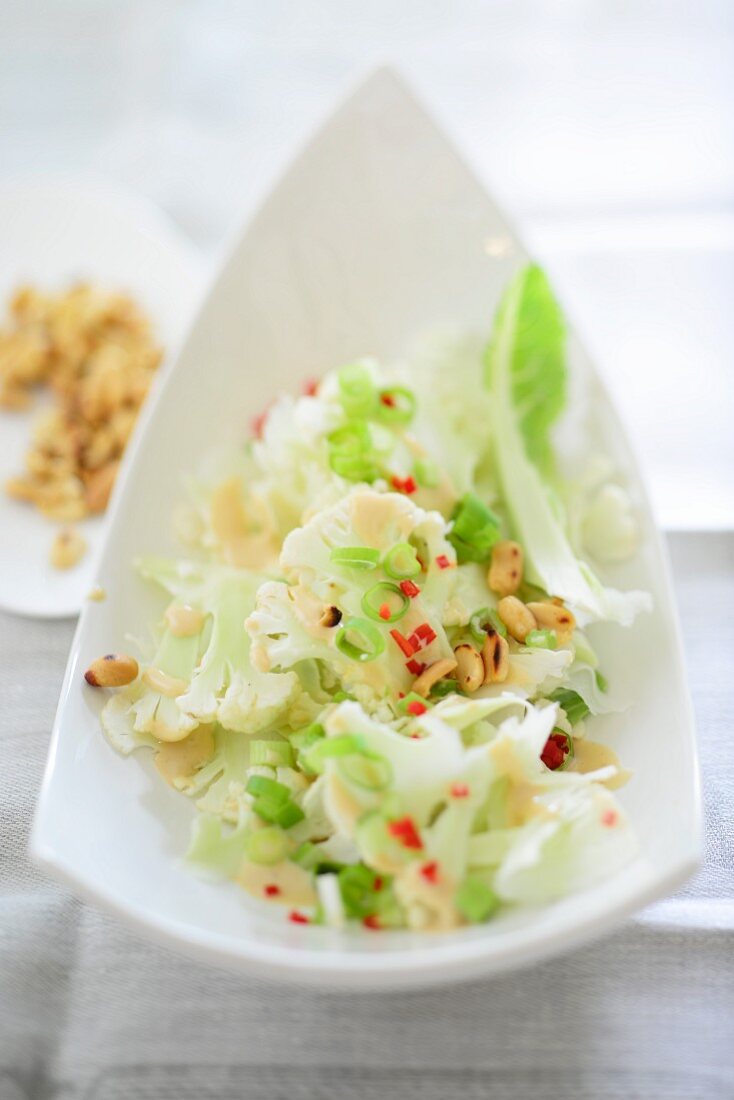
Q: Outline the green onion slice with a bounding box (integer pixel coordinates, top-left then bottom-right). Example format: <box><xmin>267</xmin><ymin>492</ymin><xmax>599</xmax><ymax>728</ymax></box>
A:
<box><xmin>250</xmin><ymin>740</ymin><xmax>295</xmax><ymax>768</ymax></box>
<box><xmin>361</xmin><ymin>581</ymin><xmax>409</xmax><ymax>624</ymax></box>
<box><xmin>547</xmin><ymin>688</ymin><xmax>590</xmax><ymax>726</ymax></box>
<box><xmin>448</xmin><ymin>493</ymin><xmax>502</xmax><ymax>563</ymax></box>
<box><xmin>413</xmin><ymin>456</ymin><xmax>439</xmax><ymax>488</ymax></box>
<box><xmin>338</xmin><ymin>363</ymin><xmax>377</xmax><ymax>418</ymax></box>
<box><xmin>469</xmin><ymin>606</ymin><xmax>507</xmax><ymax>644</ymax></box>
<box><xmin>330</xmin><ymin>546</ymin><xmax>381</xmax><ymax>570</ymax></box>
<box><xmin>245</xmin><ymin>826</ymin><xmax>289</xmax><ymax>866</ymax></box>
<box><xmin>455</xmin><ymin>876</ymin><xmax>500</xmax><ymax>923</ymax></box>
<box><xmin>304</xmin><ymin>733</ymin><xmax>368</xmax><ymax>774</ymax></box>
<box><xmin>245</xmin><ymin>775</ymin><xmax>290</xmax><ymax>804</ymax></box>
<box><xmin>383</xmin><ymin>541</ymin><xmax>421</xmax><ymax>579</ymax></box>
<box><xmin>338</xmin><ymin>750</ymin><xmax>393</xmax><ymax>791</ymax></box>
<box><xmin>525</xmin><ymin>628</ymin><xmax>557</xmax><ymax>650</ymax></box>
<box><xmin>374</xmin><ymin>386</ymin><xmax>416</xmax><ymax>425</ymax></box>
<box><xmin>335</xmin><ymin>617</ymin><xmax>386</xmax><ymax>662</ymax></box>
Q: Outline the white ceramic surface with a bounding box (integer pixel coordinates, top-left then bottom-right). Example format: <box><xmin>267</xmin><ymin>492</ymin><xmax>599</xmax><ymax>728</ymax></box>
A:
<box><xmin>0</xmin><ymin>178</ymin><xmax>204</xmax><ymax>618</ymax></box>
<box><xmin>31</xmin><ymin>70</ymin><xmax>701</xmax><ymax>989</ymax></box>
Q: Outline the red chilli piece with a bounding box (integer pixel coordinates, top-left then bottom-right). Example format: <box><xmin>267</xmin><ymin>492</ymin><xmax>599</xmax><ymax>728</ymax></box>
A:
<box><xmin>407</xmin><ymin>700</ymin><xmax>427</xmax><ymax>717</ymax></box>
<box><xmin>373</xmin><ymin>877</ymin><xmax>384</xmax><ymax>892</ymax></box>
<box><xmin>301</xmin><ymin>377</ymin><xmax>319</xmax><ymax>397</ymax></box>
<box><xmin>399</xmin><ymin>579</ymin><xmax>421</xmax><ymax>599</ymax></box>
<box><xmin>409</xmin><ymin>732</ymin><xmax>422</xmax><ymax>739</ymax></box>
<box><xmin>288</xmin><ymin>910</ymin><xmax>310</xmax><ymax>925</ymax></box>
<box><xmin>380</xmin><ymin>392</ymin><xmax>397</xmax><ymax>407</ymax></box>
<box><xmin>541</xmin><ymin>732</ymin><xmax>570</xmax><ymax>771</ymax></box>
<box><xmin>251</xmin><ymin>408</ymin><xmax>270</xmax><ymax>439</ymax></box>
<box><xmin>601</xmin><ymin>808</ymin><xmax>619</xmax><ymax>828</ymax></box>
<box><xmin>264</xmin><ymin>884</ymin><xmax>281</xmax><ymax>898</ymax></box>
<box><xmin>390</xmin><ymin>629</ymin><xmax>416</xmax><ymax>658</ymax></box>
<box><xmin>388</xmin><ymin>815</ymin><xmax>424</xmax><ymax>850</ymax></box>
<box><xmin>450</xmin><ymin>783</ymin><xmax>470</xmax><ymax>799</ymax></box>
<box><xmin>405</xmin><ymin>658</ymin><xmax>426</xmax><ymax>676</ymax></box>
<box><xmin>391</xmin><ymin>475</ymin><xmax>417</xmax><ymax>495</ymax></box>
<box><xmin>379</xmin><ymin>602</ymin><xmax>392</xmax><ymax>621</ymax></box>
<box><xmin>363</xmin><ymin>914</ymin><xmax>382</xmax><ymax>930</ymax></box>
<box><xmin>435</xmin><ymin>554</ymin><xmax>453</xmax><ymax>570</ymax></box>
<box><xmin>415</xmin><ymin>622</ymin><xmax>437</xmax><ymax>644</ymax></box>
<box><xmin>420</xmin><ymin>860</ymin><xmax>440</xmax><ymax>885</ymax></box>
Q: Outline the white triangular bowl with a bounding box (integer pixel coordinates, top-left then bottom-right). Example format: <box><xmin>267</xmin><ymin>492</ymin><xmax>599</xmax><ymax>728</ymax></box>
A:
<box><xmin>31</xmin><ymin>69</ymin><xmax>701</xmax><ymax>990</ymax></box>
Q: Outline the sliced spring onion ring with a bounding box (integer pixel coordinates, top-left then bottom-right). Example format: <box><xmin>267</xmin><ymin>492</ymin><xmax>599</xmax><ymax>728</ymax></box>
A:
<box><xmin>448</xmin><ymin>492</ymin><xmax>502</xmax><ymax>563</ymax></box>
<box><xmin>338</xmin><ymin>363</ymin><xmax>377</xmax><ymax>418</ymax></box>
<box><xmin>455</xmin><ymin>876</ymin><xmax>500</xmax><ymax>922</ymax></box>
<box><xmin>374</xmin><ymin>386</ymin><xmax>416</xmax><ymax>425</ymax></box>
<box><xmin>335</xmin><ymin>617</ymin><xmax>386</xmax><ymax>661</ymax></box>
<box><xmin>330</xmin><ymin>546</ymin><xmax>381</xmax><ymax>570</ymax></box>
<box><xmin>469</xmin><ymin>606</ymin><xmax>507</xmax><ymax>644</ymax></box>
<box><xmin>250</xmin><ymin>740</ymin><xmax>295</xmax><ymax>768</ymax></box>
<box><xmin>245</xmin><ymin>826</ymin><xmax>289</xmax><ymax>866</ymax></box>
<box><xmin>525</xmin><ymin>628</ymin><xmax>557</xmax><ymax>649</ymax></box>
<box><xmin>383</xmin><ymin>541</ymin><xmax>421</xmax><ymax>579</ymax></box>
<box><xmin>338</xmin><ymin>750</ymin><xmax>393</xmax><ymax>791</ymax></box>
<box><xmin>304</xmin><ymin>733</ymin><xmax>369</xmax><ymax>774</ymax></box>
<box><xmin>413</xmin><ymin>456</ymin><xmax>439</xmax><ymax>488</ymax></box>
<box><xmin>361</xmin><ymin>582</ymin><xmax>409</xmax><ymax>624</ymax></box>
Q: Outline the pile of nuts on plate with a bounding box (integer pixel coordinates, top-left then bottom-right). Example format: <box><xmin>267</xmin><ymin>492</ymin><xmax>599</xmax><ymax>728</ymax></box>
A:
<box><xmin>0</xmin><ymin>282</ymin><xmax>161</xmax><ymax>568</ymax></box>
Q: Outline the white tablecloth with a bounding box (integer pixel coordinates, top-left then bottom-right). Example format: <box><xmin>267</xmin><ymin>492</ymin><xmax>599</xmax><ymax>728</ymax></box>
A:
<box><xmin>2</xmin><ymin>532</ymin><xmax>732</xmax><ymax>1099</ymax></box>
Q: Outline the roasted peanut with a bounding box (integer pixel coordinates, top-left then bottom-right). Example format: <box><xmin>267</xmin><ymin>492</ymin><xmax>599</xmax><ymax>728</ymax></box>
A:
<box><xmin>49</xmin><ymin>526</ymin><xmax>87</xmax><ymax>570</ymax></box>
<box><xmin>482</xmin><ymin>629</ymin><xmax>510</xmax><ymax>683</ymax></box>
<box><xmin>84</xmin><ymin>461</ymin><xmax>119</xmax><ymax>514</ymax></box>
<box><xmin>319</xmin><ymin>605</ymin><xmax>343</xmax><ymax>628</ymax></box>
<box><xmin>488</xmin><ymin>540</ymin><xmax>523</xmax><ymax>597</ymax></box>
<box><xmin>497</xmin><ymin>595</ymin><xmax>537</xmax><ymax>643</ymax></box>
<box><xmin>412</xmin><ymin>657</ymin><xmax>458</xmax><ymax>698</ymax></box>
<box><xmin>453</xmin><ymin>644</ymin><xmax>484</xmax><ymax>693</ymax></box>
<box><xmin>527</xmin><ymin>601</ymin><xmax>576</xmax><ymax>645</ymax></box>
<box><xmin>85</xmin><ymin>653</ymin><xmax>139</xmax><ymax>687</ymax></box>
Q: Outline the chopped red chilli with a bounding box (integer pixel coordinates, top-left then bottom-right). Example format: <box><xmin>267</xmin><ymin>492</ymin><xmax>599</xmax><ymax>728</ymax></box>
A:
<box><xmin>450</xmin><ymin>782</ymin><xmax>470</xmax><ymax>799</ymax></box>
<box><xmin>408</xmin><ymin>623</ymin><xmax>437</xmax><ymax>651</ymax></box>
<box><xmin>388</xmin><ymin>815</ymin><xmax>424</xmax><ymax>850</ymax></box>
<box><xmin>399</xmin><ymin>579</ymin><xmax>421</xmax><ymax>598</ymax></box>
<box><xmin>251</xmin><ymin>408</ymin><xmax>270</xmax><ymax>439</ymax></box>
<box><xmin>288</xmin><ymin>910</ymin><xmax>310</xmax><ymax>924</ymax></box>
<box><xmin>264</xmin><ymin>884</ymin><xmax>281</xmax><ymax>897</ymax></box>
<box><xmin>380</xmin><ymin>392</ymin><xmax>396</xmax><ymax>407</ymax></box>
<box><xmin>390</xmin><ymin>629</ymin><xmax>416</xmax><ymax>658</ymax></box>
<box><xmin>601</xmin><ymin>808</ymin><xmax>619</xmax><ymax>828</ymax></box>
<box><xmin>405</xmin><ymin>658</ymin><xmax>426</xmax><ymax>676</ymax></box>
<box><xmin>420</xmin><ymin>860</ymin><xmax>440</xmax><ymax>884</ymax></box>
<box><xmin>541</xmin><ymin>731</ymin><xmax>571</xmax><ymax>771</ymax></box>
<box><xmin>435</xmin><ymin>554</ymin><xmax>452</xmax><ymax>570</ymax></box>
<box><xmin>378</xmin><ymin>602</ymin><xmax>392</xmax><ymax>621</ymax></box>
<box><xmin>391</xmin><ymin>475</ymin><xmax>417</xmax><ymax>495</ymax></box>
<box><xmin>301</xmin><ymin>377</ymin><xmax>319</xmax><ymax>396</ymax></box>
<box><xmin>373</xmin><ymin>877</ymin><xmax>384</xmax><ymax>892</ymax></box>
<box><xmin>407</xmin><ymin>700</ymin><xmax>427</xmax><ymax>716</ymax></box>
<box><xmin>363</xmin><ymin>914</ymin><xmax>381</xmax><ymax>930</ymax></box>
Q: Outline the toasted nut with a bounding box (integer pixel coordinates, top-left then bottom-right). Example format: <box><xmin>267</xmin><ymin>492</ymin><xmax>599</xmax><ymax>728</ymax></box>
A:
<box><xmin>49</xmin><ymin>526</ymin><xmax>87</xmax><ymax>570</ymax></box>
<box><xmin>85</xmin><ymin>653</ymin><xmax>139</xmax><ymax>687</ymax></box>
<box><xmin>488</xmin><ymin>540</ymin><xmax>523</xmax><ymax>597</ymax></box>
<box><xmin>412</xmin><ymin>657</ymin><xmax>458</xmax><ymax>698</ymax></box>
<box><xmin>319</xmin><ymin>605</ymin><xmax>343</xmax><ymax>628</ymax></box>
<box><xmin>527</xmin><ymin>601</ymin><xmax>577</xmax><ymax>645</ymax></box>
<box><xmin>482</xmin><ymin>630</ymin><xmax>510</xmax><ymax>683</ymax></box>
<box><xmin>84</xmin><ymin>460</ymin><xmax>119</xmax><ymax>514</ymax></box>
<box><xmin>87</xmin><ymin>585</ymin><xmax>107</xmax><ymax>601</ymax></box>
<box><xmin>497</xmin><ymin>595</ymin><xmax>537</xmax><ymax>643</ymax></box>
<box><xmin>453</xmin><ymin>644</ymin><xmax>484</xmax><ymax>693</ymax></box>
<box><xmin>165</xmin><ymin>603</ymin><xmax>206</xmax><ymax>637</ymax></box>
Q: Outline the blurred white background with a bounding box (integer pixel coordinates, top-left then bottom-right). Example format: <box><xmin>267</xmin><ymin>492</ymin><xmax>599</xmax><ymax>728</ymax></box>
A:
<box><xmin>1</xmin><ymin>0</ymin><xmax>732</xmax><ymax>527</ymax></box>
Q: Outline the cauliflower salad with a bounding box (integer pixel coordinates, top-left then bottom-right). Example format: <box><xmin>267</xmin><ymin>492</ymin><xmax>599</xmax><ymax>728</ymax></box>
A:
<box><xmin>89</xmin><ymin>264</ymin><xmax>650</xmax><ymax>932</ymax></box>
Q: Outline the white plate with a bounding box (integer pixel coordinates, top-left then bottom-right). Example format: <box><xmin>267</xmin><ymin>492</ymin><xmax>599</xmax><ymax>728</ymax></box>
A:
<box><xmin>31</xmin><ymin>70</ymin><xmax>701</xmax><ymax>989</ymax></box>
<box><xmin>0</xmin><ymin>177</ymin><xmax>204</xmax><ymax>618</ymax></box>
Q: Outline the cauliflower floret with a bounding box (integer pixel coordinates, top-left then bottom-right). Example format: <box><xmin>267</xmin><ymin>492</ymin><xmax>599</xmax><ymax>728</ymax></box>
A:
<box><xmin>246</xmin><ymin>487</ymin><xmax>459</xmax><ymax>701</ymax></box>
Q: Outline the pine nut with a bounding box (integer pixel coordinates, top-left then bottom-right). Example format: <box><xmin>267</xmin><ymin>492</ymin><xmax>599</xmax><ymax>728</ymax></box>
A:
<box><xmin>85</xmin><ymin>653</ymin><xmax>139</xmax><ymax>687</ymax></box>
<box><xmin>49</xmin><ymin>526</ymin><xmax>87</xmax><ymax>570</ymax></box>
<box><xmin>497</xmin><ymin>595</ymin><xmax>537</xmax><ymax>643</ymax></box>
